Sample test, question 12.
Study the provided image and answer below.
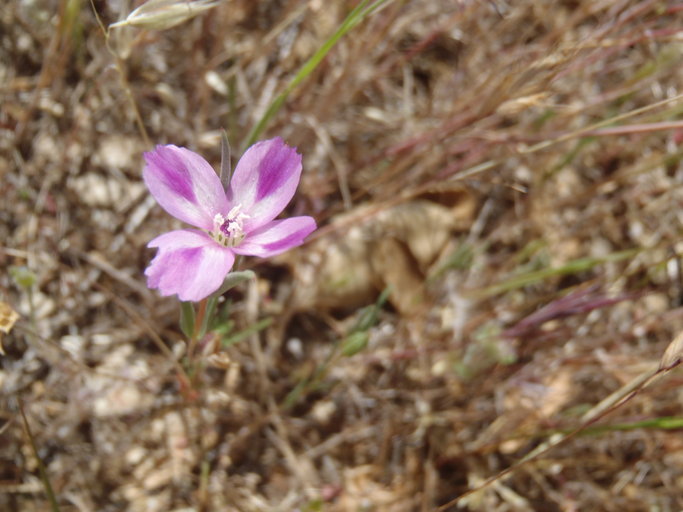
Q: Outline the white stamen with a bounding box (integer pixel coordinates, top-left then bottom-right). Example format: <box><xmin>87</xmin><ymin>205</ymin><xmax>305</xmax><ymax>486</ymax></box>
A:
<box><xmin>210</xmin><ymin>206</ymin><xmax>250</xmax><ymax>247</ymax></box>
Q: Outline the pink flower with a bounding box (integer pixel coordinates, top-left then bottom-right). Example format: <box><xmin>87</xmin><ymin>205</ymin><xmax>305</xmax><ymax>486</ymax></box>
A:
<box><xmin>143</xmin><ymin>137</ymin><xmax>316</xmax><ymax>302</ymax></box>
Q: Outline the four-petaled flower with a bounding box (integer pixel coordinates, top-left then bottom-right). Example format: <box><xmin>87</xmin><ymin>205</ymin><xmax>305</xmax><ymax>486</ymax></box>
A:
<box><xmin>143</xmin><ymin>137</ymin><xmax>316</xmax><ymax>301</ymax></box>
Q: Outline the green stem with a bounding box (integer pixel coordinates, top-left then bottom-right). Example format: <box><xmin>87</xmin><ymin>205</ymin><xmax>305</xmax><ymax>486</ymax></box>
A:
<box><xmin>19</xmin><ymin>399</ymin><xmax>61</xmax><ymax>512</ymax></box>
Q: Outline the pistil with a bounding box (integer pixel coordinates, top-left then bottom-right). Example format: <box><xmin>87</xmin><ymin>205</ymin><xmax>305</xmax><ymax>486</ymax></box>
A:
<box><xmin>210</xmin><ymin>205</ymin><xmax>249</xmax><ymax>247</ymax></box>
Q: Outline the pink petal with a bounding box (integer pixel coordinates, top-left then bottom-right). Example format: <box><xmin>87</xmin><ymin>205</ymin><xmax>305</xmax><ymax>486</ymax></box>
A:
<box><xmin>227</xmin><ymin>138</ymin><xmax>303</xmax><ymax>231</ymax></box>
<box><xmin>144</xmin><ymin>145</ymin><xmax>228</xmax><ymax>230</ymax></box>
<box><xmin>145</xmin><ymin>229</ymin><xmax>235</xmax><ymax>301</ymax></box>
<box><xmin>233</xmin><ymin>216</ymin><xmax>316</xmax><ymax>258</ymax></box>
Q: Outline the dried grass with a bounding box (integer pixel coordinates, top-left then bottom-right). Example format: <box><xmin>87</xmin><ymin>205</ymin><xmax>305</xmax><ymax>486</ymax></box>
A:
<box><xmin>2</xmin><ymin>0</ymin><xmax>683</xmax><ymax>510</ymax></box>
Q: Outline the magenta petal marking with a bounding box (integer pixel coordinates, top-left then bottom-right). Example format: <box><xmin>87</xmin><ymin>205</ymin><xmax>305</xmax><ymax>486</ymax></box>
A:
<box><xmin>144</xmin><ymin>145</ymin><xmax>228</xmax><ymax>230</ymax></box>
<box><xmin>233</xmin><ymin>216</ymin><xmax>316</xmax><ymax>258</ymax></box>
<box><xmin>145</xmin><ymin>146</ymin><xmax>196</xmax><ymax>202</ymax></box>
<box><xmin>255</xmin><ymin>140</ymin><xmax>299</xmax><ymax>201</ymax></box>
<box><xmin>145</xmin><ymin>229</ymin><xmax>235</xmax><ymax>301</ymax></box>
<box><xmin>227</xmin><ymin>138</ymin><xmax>303</xmax><ymax>231</ymax></box>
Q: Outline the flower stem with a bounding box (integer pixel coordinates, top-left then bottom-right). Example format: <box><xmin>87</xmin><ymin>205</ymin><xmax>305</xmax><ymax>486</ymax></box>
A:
<box><xmin>188</xmin><ymin>298</ymin><xmax>208</xmax><ymax>359</ymax></box>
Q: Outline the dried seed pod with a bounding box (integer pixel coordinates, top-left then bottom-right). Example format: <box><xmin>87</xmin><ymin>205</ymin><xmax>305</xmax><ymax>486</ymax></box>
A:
<box><xmin>660</xmin><ymin>329</ymin><xmax>683</xmax><ymax>371</ymax></box>
<box><xmin>110</xmin><ymin>0</ymin><xmax>222</xmax><ymax>31</ymax></box>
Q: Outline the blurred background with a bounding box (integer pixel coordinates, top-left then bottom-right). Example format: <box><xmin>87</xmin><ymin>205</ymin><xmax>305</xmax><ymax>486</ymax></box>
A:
<box><xmin>3</xmin><ymin>0</ymin><xmax>683</xmax><ymax>510</ymax></box>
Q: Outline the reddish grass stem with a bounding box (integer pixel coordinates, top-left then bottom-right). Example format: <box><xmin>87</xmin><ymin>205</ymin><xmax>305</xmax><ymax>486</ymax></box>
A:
<box><xmin>189</xmin><ymin>298</ymin><xmax>208</xmax><ymax>360</ymax></box>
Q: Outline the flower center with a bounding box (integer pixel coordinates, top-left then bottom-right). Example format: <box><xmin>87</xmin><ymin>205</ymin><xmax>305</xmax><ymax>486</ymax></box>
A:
<box><xmin>209</xmin><ymin>205</ymin><xmax>249</xmax><ymax>247</ymax></box>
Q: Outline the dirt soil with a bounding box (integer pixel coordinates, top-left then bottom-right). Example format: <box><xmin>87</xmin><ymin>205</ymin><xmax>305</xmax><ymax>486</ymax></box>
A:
<box><xmin>3</xmin><ymin>1</ymin><xmax>683</xmax><ymax>510</ymax></box>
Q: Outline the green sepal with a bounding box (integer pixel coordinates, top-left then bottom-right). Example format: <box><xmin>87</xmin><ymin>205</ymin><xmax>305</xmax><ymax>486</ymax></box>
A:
<box><xmin>179</xmin><ymin>301</ymin><xmax>195</xmax><ymax>339</ymax></box>
<box><xmin>211</xmin><ymin>270</ymin><xmax>255</xmax><ymax>297</ymax></box>
<box><xmin>197</xmin><ymin>295</ymin><xmax>219</xmax><ymax>340</ymax></box>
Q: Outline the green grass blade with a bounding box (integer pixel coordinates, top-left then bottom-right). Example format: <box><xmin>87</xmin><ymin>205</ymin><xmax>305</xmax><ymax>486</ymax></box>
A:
<box><xmin>475</xmin><ymin>248</ymin><xmax>639</xmax><ymax>298</ymax></box>
<box><xmin>19</xmin><ymin>399</ymin><xmax>61</xmax><ymax>512</ymax></box>
<box><xmin>221</xmin><ymin>317</ymin><xmax>273</xmax><ymax>347</ymax></box>
<box><xmin>582</xmin><ymin>416</ymin><xmax>683</xmax><ymax>435</ymax></box>
<box><xmin>242</xmin><ymin>0</ymin><xmax>392</xmax><ymax>148</ymax></box>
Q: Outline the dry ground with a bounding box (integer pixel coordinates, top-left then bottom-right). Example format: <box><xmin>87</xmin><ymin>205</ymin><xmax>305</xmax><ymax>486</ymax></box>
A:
<box><xmin>3</xmin><ymin>0</ymin><xmax>683</xmax><ymax>510</ymax></box>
